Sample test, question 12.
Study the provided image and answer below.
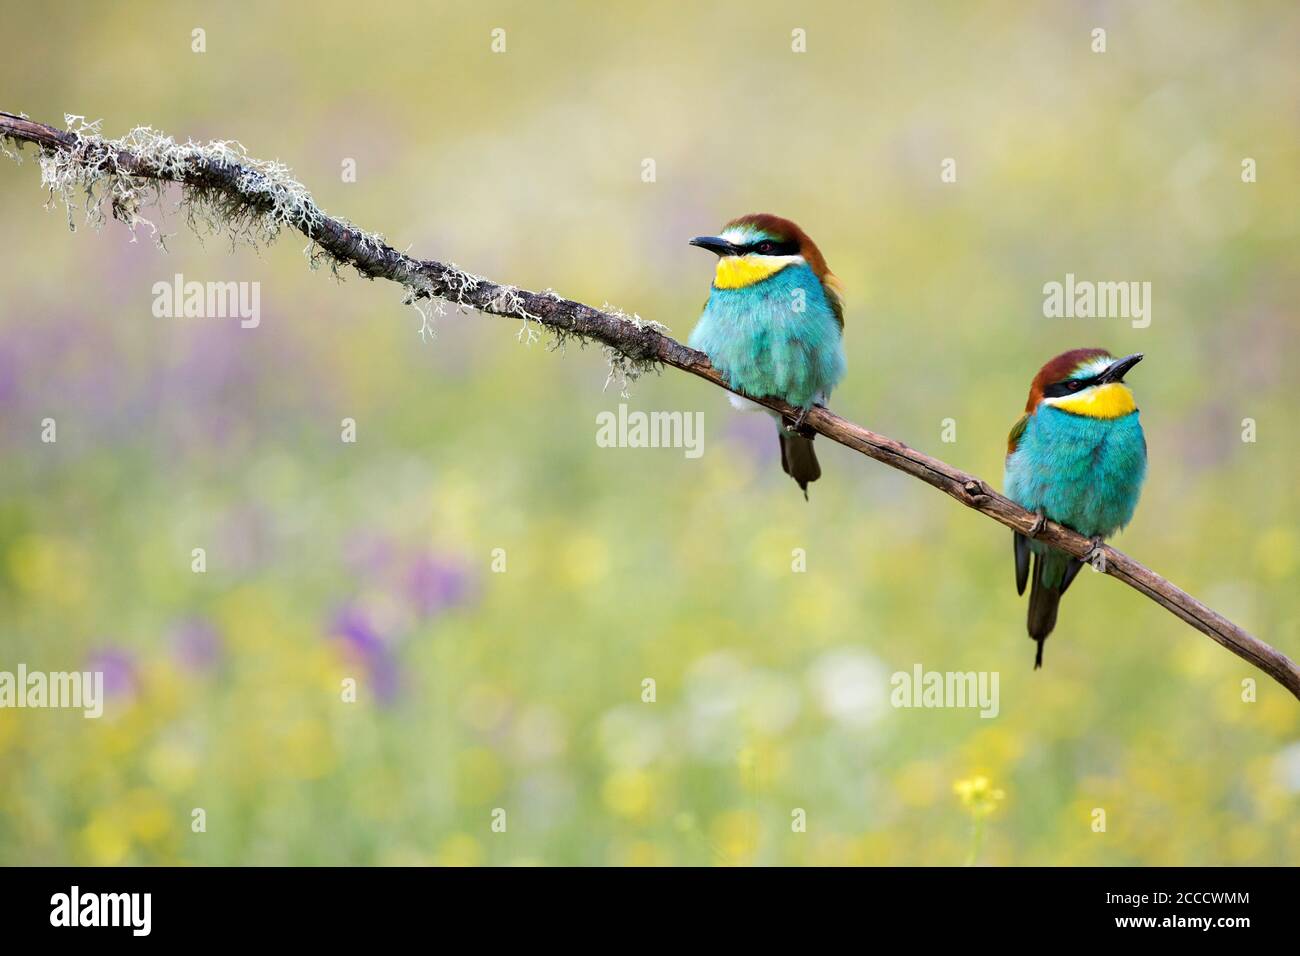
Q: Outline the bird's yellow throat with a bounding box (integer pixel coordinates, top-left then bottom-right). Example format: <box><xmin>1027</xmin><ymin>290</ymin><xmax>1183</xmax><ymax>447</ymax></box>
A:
<box><xmin>1051</xmin><ymin>382</ymin><xmax>1137</xmax><ymax>418</ymax></box>
<box><xmin>713</xmin><ymin>256</ymin><xmax>789</xmax><ymax>289</ymax></box>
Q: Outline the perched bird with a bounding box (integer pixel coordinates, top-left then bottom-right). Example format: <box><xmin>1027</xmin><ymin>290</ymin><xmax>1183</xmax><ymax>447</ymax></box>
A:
<box><xmin>687</xmin><ymin>213</ymin><xmax>846</xmax><ymax>498</ymax></box>
<box><xmin>1004</xmin><ymin>348</ymin><xmax>1147</xmax><ymax>668</ymax></box>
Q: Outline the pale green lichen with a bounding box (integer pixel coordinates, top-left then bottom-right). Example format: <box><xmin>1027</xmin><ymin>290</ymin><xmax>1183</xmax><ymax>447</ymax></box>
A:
<box><xmin>3</xmin><ymin>114</ymin><xmax>668</xmax><ymax>393</ymax></box>
<box><xmin>395</xmin><ymin>261</ymin><xmax>490</xmax><ymax>341</ymax></box>
<box><xmin>486</xmin><ymin>283</ymin><xmax>543</xmax><ymax>345</ymax></box>
<box><xmin>38</xmin><ymin>114</ymin><xmax>325</xmax><ymax>244</ymax></box>
<box><xmin>0</xmin><ymin>114</ymin><xmax>28</xmax><ymax>164</ymax></box>
<box><xmin>597</xmin><ymin>302</ymin><xmax>669</xmax><ymax>398</ymax></box>
<box><xmin>22</xmin><ymin>115</ymin><xmax>370</xmax><ymax>262</ymax></box>
<box><xmin>13</xmin><ymin>115</ymin><xmax>451</xmax><ymax>335</ymax></box>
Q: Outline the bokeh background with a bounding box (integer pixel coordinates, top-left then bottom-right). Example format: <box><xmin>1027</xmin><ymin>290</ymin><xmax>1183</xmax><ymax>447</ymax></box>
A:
<box><xmin>1</xmin><ymin>1</ymin><xmax>1297</xmax><ymax>866</ymax></box>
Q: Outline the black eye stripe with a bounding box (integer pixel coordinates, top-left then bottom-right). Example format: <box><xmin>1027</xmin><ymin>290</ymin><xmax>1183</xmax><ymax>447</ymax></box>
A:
<box><xmin>742</xmin><ymin>239</ymin><xmax>800</xmax><ymax>256</ymax></box>
<box><xmin>1044</xmin><ymin>376</ymin><xmax>1099</xmax><ymax>398</ymax></box>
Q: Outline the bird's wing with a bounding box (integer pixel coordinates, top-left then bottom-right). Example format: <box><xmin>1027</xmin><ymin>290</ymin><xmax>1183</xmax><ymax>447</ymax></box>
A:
<box><xmin>1008</xmin><ymin>412</ymin><xmax>1032</xmax><ymax>594</ymax></box>
<box><xmin>1014</xmin><ymin>531</ymin><xmax>1030</xmax><ymax>595</ymax></box>
<box><xmin>1006</xmin><ymin>412</ymin><xmax>1029</xmax><ymax>455</ymax></box>
<box><xmin>820</xmin><ymin>274</ymin><xmax>845</xmax><ymax>329</ymax></box>
<box><xmin>1059</xmin><ymin>556</ymin><xmax>1084</xmax><ymax>595</ymax></box>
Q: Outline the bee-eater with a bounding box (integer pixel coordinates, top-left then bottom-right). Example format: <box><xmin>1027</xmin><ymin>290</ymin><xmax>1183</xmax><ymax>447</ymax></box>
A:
<box><xmin>687</xmin><ymin>213</ymin><xmax>846</xmax><ymax>498</ymax></box>
<box><xmin>1004</xmin><ymin>348</ymin><xmax>1147</xmax><ymax>668</ymax></box>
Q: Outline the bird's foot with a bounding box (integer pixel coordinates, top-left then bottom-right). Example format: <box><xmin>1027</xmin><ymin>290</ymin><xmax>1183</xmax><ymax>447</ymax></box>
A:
<box><xmin>786</xmin><ymin>406</ymin><xmax>817</xmax><ymax>438</ymax></box>
<box><xmin>1086</xmin><ymin>536</ymin><xmax>1107</xmax><ymax>570</ymax></box>
<box><xmin>1027</xmin><ymin>512</ymin><xmax>1048</xmax><ymax>538</ymax></box>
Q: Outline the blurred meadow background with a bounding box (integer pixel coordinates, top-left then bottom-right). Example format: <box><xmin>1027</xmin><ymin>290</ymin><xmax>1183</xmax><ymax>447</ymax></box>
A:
<box><xmin>0</xmin><ymin>1</ymin><xmax>1297</xmax><ymax>866</ymax></box>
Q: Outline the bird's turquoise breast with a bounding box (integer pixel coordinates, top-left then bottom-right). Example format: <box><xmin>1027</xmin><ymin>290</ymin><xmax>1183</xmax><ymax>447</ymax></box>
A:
<box><xmin>688</xmin><ymin>264</ymin><xmax>845</xmax><ymax>409</ymax></box>
<box><xmin>1004</xmin><ymin>406</ymin><xmax>1147</xmax><ymax>539</ymax></box>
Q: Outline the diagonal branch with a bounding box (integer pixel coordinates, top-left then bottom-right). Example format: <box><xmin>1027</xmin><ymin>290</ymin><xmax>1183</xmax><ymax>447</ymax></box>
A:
<box><xmin>3</xmin><ymin>110</ymin><xmax>1297</xmax><ymax>700</ymax></box>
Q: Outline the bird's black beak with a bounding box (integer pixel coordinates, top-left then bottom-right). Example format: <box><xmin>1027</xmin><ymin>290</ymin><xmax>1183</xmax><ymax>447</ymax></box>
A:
<box><xmin>1098</xmin><ymin>352</ymin><xmax>1144</xmax><ymax>385</ymax></box>
<box><xmin>689</xmin><ymin>235</ymin><xmax>738</xmax><ymax>257</ymax></box>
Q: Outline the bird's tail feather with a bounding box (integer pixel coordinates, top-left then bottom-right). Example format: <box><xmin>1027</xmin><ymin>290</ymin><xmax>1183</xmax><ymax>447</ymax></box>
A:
<box><xmin>778</xmin><ymin>430</ymin><xmax>820</xmax><ymax>500</ymax></box>
<box><xmin>1026</xmin><ymin>551</ymin><xmax>1064</xmax><ymax>669</ymax></box>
